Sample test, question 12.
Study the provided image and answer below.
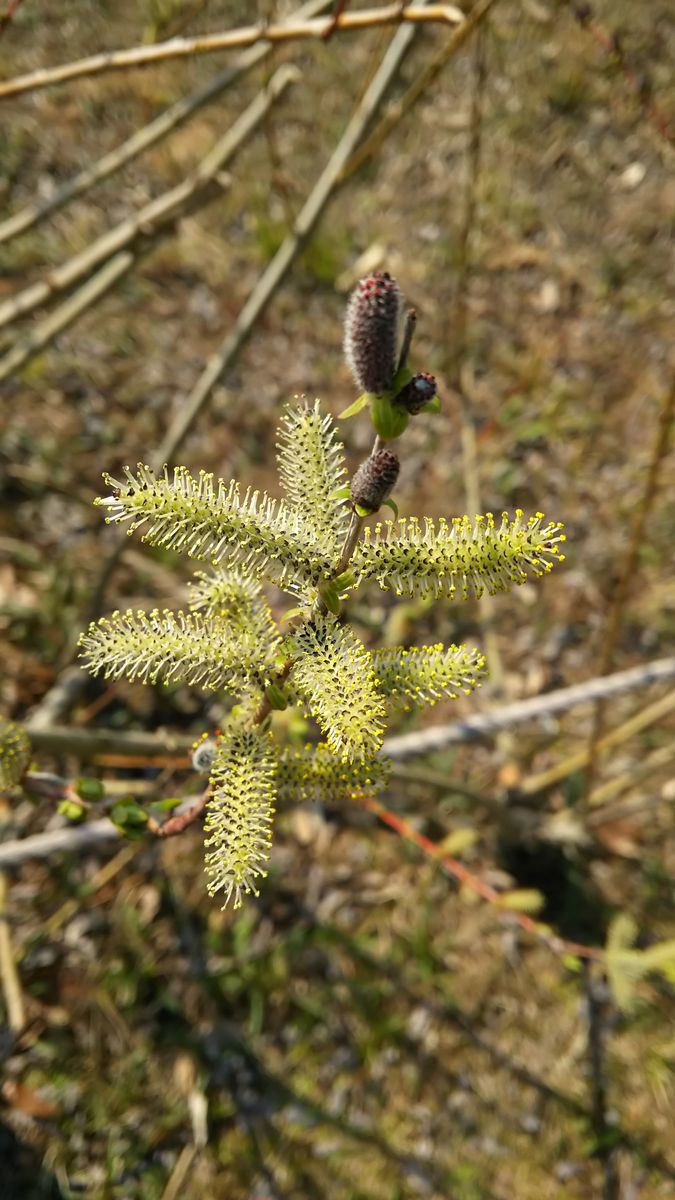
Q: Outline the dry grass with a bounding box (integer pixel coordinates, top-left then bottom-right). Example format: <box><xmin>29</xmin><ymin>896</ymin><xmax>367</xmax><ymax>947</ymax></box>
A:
<box><xmin>0</xmin><ymin>1</ymin><xmax>674</xmax><ymax>1196</ymax></box>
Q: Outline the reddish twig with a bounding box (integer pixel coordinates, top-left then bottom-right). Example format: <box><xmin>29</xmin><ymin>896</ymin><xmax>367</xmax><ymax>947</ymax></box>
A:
<box><xmin>148</xmin><ymin>786</ymin><xmax>209</xmax><ymax>837</ymax></box>
<box><xmin>358</xmin><ymin>792</ymin><xmax>603</xmax><ymax>961</ymax></box>
<box><xmin>0</xmin><ymin>0</ymin><xmax>23</xmax><ymax>38</ymax></box>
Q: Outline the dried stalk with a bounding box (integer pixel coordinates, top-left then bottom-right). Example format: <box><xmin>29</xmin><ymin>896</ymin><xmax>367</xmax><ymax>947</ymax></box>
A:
<box><xmin>582</xmin><ymin>381</ymin><xmax>675</xmax><ymax>805</ymax></box>
<box><xmin>0</xmin><ymin>0</ymin><xmax>332</xmax><ymax>247</ymax></box>
<box><xmin>522</xmin><ymin>688</ymin><xmax>675</xmax><ymax>798</ymax></box>
<box><xmin>152</xmin><ymin>3</ymin><xmax>430</xmax><ymax>469</ymax></box>
<box><xmin>338</xmin><ymin>0</ymin><xmax>498</xmax><ymax>185</ymax></box>
<box><xmin>0</xmin><ymin>5</ymin><xmax>464</xmax><ymax>100</ymax></box>
<box><xmin>0</xmin><ymin>872</ymin><xmax>25</xmax><ymax>1031</ymax></box>
<box><xmin>0</xmin><ymin>65</ymin><xmax>298</xmax><ymax>338</ymax></box>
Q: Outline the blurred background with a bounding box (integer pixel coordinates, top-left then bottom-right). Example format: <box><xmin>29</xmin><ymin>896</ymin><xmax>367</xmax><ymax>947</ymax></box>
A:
<box><xmin>0</xmin><ymin>1</ymin><xmax>674</xmax><ymax>1196</ymax></box>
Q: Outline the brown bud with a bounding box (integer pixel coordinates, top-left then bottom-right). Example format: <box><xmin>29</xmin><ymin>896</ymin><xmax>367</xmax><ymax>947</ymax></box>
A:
<box><xmin>343</xmin><ymin>272</ymin><xmax>402</xmax><ymax>395</ymax></box>
<box><xmin>350</xmin><ymin>449</ymin><xmax>400</xmax><ymax>514</ymax></box>
<box><xmin>394</xmin><ymin>372</ymin><xmax>437</xmax><ymax>415</ymax></box>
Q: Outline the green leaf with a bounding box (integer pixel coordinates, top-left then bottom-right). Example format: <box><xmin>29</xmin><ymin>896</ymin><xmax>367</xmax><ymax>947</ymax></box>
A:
<box><xmin>204</xmin><ymin>728</ymin><xmax>277</xmax><ymax>908</ymax></box>
<box><xmin>332</xmin><ymin>570</ymin><xmax>355</xmax><ymax>592</ymax></box>
<box><xmin>277</xmin><ymin>401</ymin><xmax>349</xmax><ymax>551</ymax></box>
<box><xmin>318</xmin><ymin>579</ymin><xmax>341</xmax><ymax>615</ymax></box>
<box><xmin>75</xmin><ymin>777</ymin><xmax>105</xmax><ymax>802</ymax></box>
<box><xmin>370</xmin><ymin>393</ymin><xmax>409</xmax><ymax>440</ymax></box>
<box><xmin>150</xmin><ymin>796</ymin><xmax>182</xmax><ymax>812</ymax></box>
<box><xmin>382</xmin><ymin>497</ymin><xmax>399</xmax><ymax>520</ymax></box>
<box><xmin>331</xmin><ymin>485</ymin><xmax>352</xmax><ymax>501</ymax></box>
<box><xmin>58</xmin><ymin>798</ymin><xmax>86</xmax><ymax>822</ymax></box>
<box><xmin>265</xmin><ymin>684</ymin><xmax>288</xmax><ymax>711</ymax></box>
<box><xmin>353</xmin><ymin>510</ymin><xmax>566</xmax><ymax>601</ymax></box>
<box><xmin>111</xmin><ymin>799</ymin><xmax>148</xmax><ymax>832</ymax></box>
<box><xmin>338</xmin><ymin>393</ymin><xmax>371</xmax><ymax>420</ymax></box>
<box><xmin>392</xmin><ymin>366</ymin><xmax>413</xmax><ymax>392</ymax></box>
<box><xmin>421</xmin><ymin>395</ymin><xmax>441</xmax><ymax>414</ymax></box>
<box><xmin>289</xmin><ymin>615</ymin><xmax>387</xmax><ymax>761</ymax></box>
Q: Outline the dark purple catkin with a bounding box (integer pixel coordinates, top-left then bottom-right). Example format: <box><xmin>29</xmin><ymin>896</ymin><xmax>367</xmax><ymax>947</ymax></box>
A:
<box><xmin>351</xmin><ymin>449</ymin><xmax>400</xmax><ymax>514</ymax></box>
<box><xmin>343</xmin><ymin>271</ymin><xmax>402</xmax><ymax>395</ymax></box>
<box><xmin>394</xmin><ymin>372</ymin><xmax>437</xmax><ymax>415</ymax></box>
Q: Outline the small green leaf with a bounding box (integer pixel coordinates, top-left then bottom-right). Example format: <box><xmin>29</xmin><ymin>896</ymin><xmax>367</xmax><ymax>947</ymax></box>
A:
<box><xmin>58</xmin><ymin>798</ymin><xmax>86</xmax><ymax>822</ymax></box>
<box><xmin>279</xmin><ymin>609</ymin><xmax>304</xmax><ymax>627</ymax></box>
<box><xmin>111</xmin><ymin>799</ymin><xmax>148</xmax><ymax>834</ymax></box>
<box><xmin>150</xmin><ymin>796</ymin><xmax>182</xmax><ymax>812</ymax></box>
<box><xmin>497</xmin><ymin>889</ymin><xmax>546</xmax><ymax>915</ymax></box>
<box><xmin>318</xmin><ymin>580</ymin><xmax>341</xmax><ymax>616</ymax></box>
<box><xmin>382</xmin><ymin>497</ymin><xmax>399</xmax><ymax>520</ymax></box>
<box><xmin>392</xmin><ymin>365</ymin><xmax>413</xmax><ymax>392</ymax></box>
<box><xmin>331</xmin><ymin>485</ymin><xmax>352</xmax><ymax>501</ymax></box>
<box><xmin>332</xmin><ymin>569</ymin><xmax>355</xmax><ymax>592</ymax></box>
<box><xmin>421</xmin><ymin>395</ymin><xmax>441</xmax><ymax>414</ymax></box>
<box><xmin>354</xmin><ymin>504</ymin><xmax>371</xmax><ymax>518</ymax></box>
<box><xmin>370</xmin><ymin>393</ymin><xmax>409</xmax><ymax>440</ymax></box>
<box><xmin>265</xmin><ymin>684</ymin><xmax>289</xmax><ymax>711</ymax></box>
<box><xmin>338</xmin><ymin>393</ymin><xmax>371</xmax><ymax>420</ymax></box>
<box><xmin>75</xmin><ymin>777</ymin><xmax>105</xmax><ymax>803</ymax></box>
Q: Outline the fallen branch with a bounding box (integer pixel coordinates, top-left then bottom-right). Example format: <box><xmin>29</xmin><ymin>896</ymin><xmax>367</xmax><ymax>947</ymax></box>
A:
<box><xmin>25</xmin><ymin>655</ymin><xmax>675</xmax><ymax>763</ymax></box>
<box><xmin>0</xmin><ymin>5</ymin><xmax>464</xmax><ymax>100</ymax></box>
<box><xmin>0</xmin><ymin>0</ymin><xmax>331</xmax><ymax>246</ymax></box>
<box><xmin>0</xmin><ymin>65</ymin><xmax>298</xmax><ymax>342</ymax></box>
<box><xmin>383</xmin><ymin>655</ymin><xmax>675</xmax><ymax>761</ymax></box>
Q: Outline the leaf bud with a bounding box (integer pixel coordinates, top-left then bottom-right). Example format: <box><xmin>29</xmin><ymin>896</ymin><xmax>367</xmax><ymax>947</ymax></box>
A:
<box><xmin>351</xmin><ymin>449</ymin><xmax>400</xmax><ymax>515</ymax></box>
<box><xmin>394</xmin><ymin>371</ymin><xmax>438</xmax><ymax>415</ymax></box>
<box><xmin>343</xmin><ymin>271</ymin><xmax>402</xmax><ymax>395</ymax></box>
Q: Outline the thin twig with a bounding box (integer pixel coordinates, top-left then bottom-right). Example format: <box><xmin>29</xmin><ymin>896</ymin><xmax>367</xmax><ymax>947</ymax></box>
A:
<box><xmin>523</xmin><ymin>688</ymin><xmax>675</xmax><ymax>797</ymax></box>
<box><xmin>358</xmin><ymin>792</ymin><xmax>603</xmax><ymax>960</ymax></box>
<box><xmin>0</xmin><ymin>6</ymin><xmax>465</xmax><ymax>100</ymax></box>
<box><xmin>0</xmin><ymin>0</ymin><xmax>332</xmax><ymax>247</ymax></box>
<box><xmin>0</xmin><ymin>66</ymin><xmax>298</xmax><ymax>338</ymax></box>
<box><xmin>583</xmin><ymin>962</ymin><xmax>620</xmax><ymax>1200</ymax></box>
<box><xmin>151</xmin><ymin>5</ymin><xmax>430</xmax><ymax>470</ymax></box>
<box><xmin>384</xmin><ymin>656</ymin><xmax>675</xmax><ymax>761</ymax></box>
<box><xmin>587</xmin><ymin>740</ymin><xmax>675</xmax><ymax>814</ymax></box>
<box><xmin>338</xmin><ymin>0</ymin><xmax>498</xmax><ymax>185</ymax></box>
<box><xmin>0</xmin><ymin>251</ymin><xmax>137</xmax><ymax>383</ymax></box>
<box><xmin>582</xmin><ymin>382</ymin><xmax>675</xmax><ymax>805</ymax></box>
<box><xmin>0</xmin><ymin>872</ymin><xmax>25</xmax><ymax>1031</ymax></box>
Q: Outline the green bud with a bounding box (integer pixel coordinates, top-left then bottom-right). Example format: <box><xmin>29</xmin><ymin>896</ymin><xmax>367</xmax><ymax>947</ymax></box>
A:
<box><xmin>370</xmin><ymin>393</ymin><xmax>409</xmax><ymax>440</ymax></box>
<box><xmin>58</xmin><ymin>798</ymin><xmax>86</xmax><ymax>822</ymax></box>
<box><xmin>265</xmin><ymin>684</ymin><xmax>289</xmax><ymax>711</ymax></box>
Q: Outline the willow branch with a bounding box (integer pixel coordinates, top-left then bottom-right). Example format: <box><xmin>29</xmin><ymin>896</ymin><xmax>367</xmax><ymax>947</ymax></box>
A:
<box><xmin>0</xmin><ymin>6</ymin><xmax>464</xmax><ymax>101</ymax></box>
<box><xmin>0</xmin><ymin>65</ymin><xmax>298</xmax><ymax>340</ymax></box>
<box><xmin>0</xmin><ymin>0</ymin><xmax>332</xmax><ymax>247</ymax></box>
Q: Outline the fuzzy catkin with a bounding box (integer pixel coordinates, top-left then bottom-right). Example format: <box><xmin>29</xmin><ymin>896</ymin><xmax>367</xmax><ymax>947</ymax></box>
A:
<box><xmin>343</xmin><ymin>271</ymin><xmax>402</xmax><ymax>394</ymax></box>
<box><xmin>351</xmin><ymin>449</ymin><xmax>400</xmax><ymax>514</ymax></box>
